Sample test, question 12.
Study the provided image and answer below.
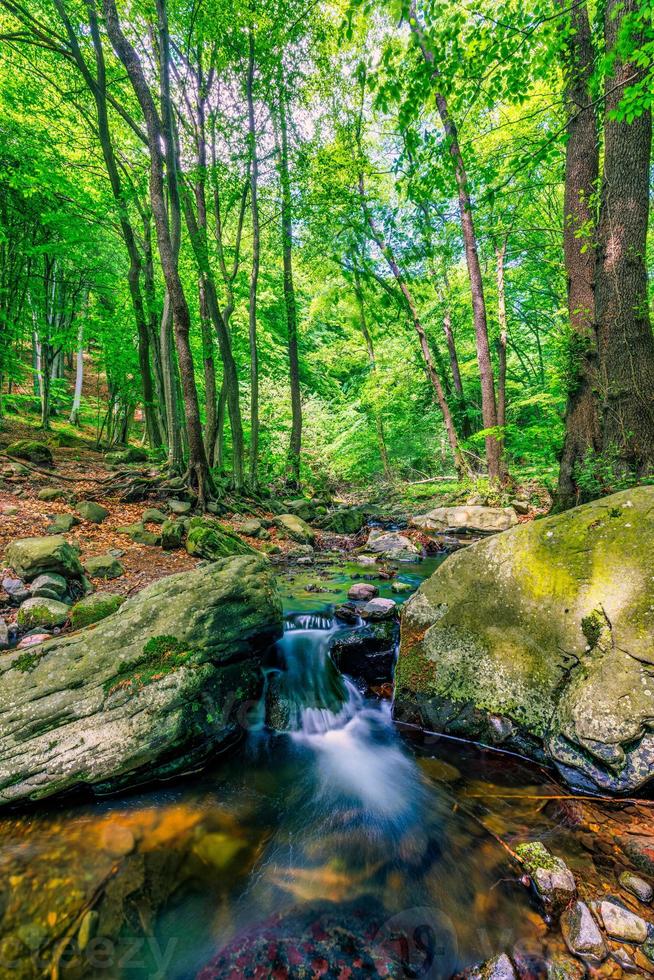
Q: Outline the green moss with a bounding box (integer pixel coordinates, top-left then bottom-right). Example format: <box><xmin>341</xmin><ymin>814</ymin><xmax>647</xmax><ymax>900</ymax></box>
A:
<box><xmin>13</xmin><ymin>651</ymin><xmax>42</xmax><ymax>672</ymax></box>
<box><xmin>515</xmin><ymin>841</ymin><xmax>560</xmax><ymax>873</ymax></box>
<box><xmin>581</xmin><ymin>610</ymin><xmax>604</xmax><ymax>649</ymax></box>
<box><xmin>103</xmin><ymin>633</ymin><xmax>194</xmax><ymax>696</ymax></box>
<box><xmin>71</xmin><ymin>594</ymin><xmax>124</xmax><ymax>629</ymax></box>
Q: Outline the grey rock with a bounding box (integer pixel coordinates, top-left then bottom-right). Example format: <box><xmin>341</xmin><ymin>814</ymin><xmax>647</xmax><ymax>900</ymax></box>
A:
<box><xmin>0</xmin><ymin>619</ymin><xmax>9</xmax><ymax>650</ymax></box>
<box><xmin>0</xmin><ymin>555</ymin><xmax>283</xmax><ymax>806</ymax></box>
<box><xmin>365</xmin><ymin>529</ymin><xmax>418</xmax><ymax>560</ymax></box>
<box><xmin>360</xmin><ymin>597</ymin><xmax>397</xmax><ymax>621</ymax></box>
<box><xmin>600</xmin><ymin>900</ymin><xmax>648</xmax><ymax>943</ymax></box>
<box><xmin>168</xmin><ymin>499</ymin><xmax>192</xmax><ymax>515</ymax></box>
<box><xmin>276</xmin><ymin>514</ymin><xmax>316</xmax><ymax>545</ymax></box>
<box><xmin>619</xmin><ymin>871</ymin><xmax>653</xmax><ymax>904</ymax></box>
<box><xmin>514</xmin><ymin>842</ymin><xmax>576</xmax><ymax>915</ymax></box>
<box><xmin>2</xmin><ymin>576</ymin><xmax>25</xmax><ymax>596</ymax></box>
<box><xmin>142</xmin><ymin>507</ymin><xmax>168</xmax><ymax>525</ymax></box>
<box><xmin>347</xmin><ymin>583</ymin><xmax>379</xmax><ymax>601</ymax></box>
<box><xmin>30</xmin><ymin>573</ymin><xmax>67</xmax><ymax>598</ymax></box>
<box><xmin>37</xmin><ymin>487</ymin><xmax>65</xmax><ymax>502</ymax></box>
<box><xmin>117</xmin><ymin>523</ymin><xmax>161</xmax><ymax>546</ymax></box>
<box><xmin>561</xmin><ymin>901</ymin><xmax>607</xmax><ymax>963</ymax></box>
<box><xmin>410</xmin><ymin>505</ymin><xmax>519</xmax><ymax>534</ymax></box>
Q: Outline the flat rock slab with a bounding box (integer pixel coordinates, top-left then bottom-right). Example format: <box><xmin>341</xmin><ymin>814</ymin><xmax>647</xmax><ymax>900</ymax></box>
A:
<box><xmin>0</xmin><ymin>555</ymin><xmax>283</xmax><ymax>806</ymax></box>
<box><xmin>410</xmin><ymin>505</ymin><xmax>519</xmax><ymax>534</ymax></box>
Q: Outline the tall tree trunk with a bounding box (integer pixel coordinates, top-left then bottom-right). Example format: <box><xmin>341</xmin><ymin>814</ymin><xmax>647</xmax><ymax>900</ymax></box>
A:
<box><xmin>409</xmin><ymin>5</ymin><xmax>502</xmax><ymax>481</ymax></box>
<box><xmin>495</xmin><ymin>239</ymin><xmax>508</xmax><ymax>432</ymax></box>
<box><xmin>69</xmin><ymin>308</ymin><xmax>84</xmax><ymax>426</ymax></box>
<box><xmin>214</xmin><ymin>379</ymin><xmax>228</xmax><ymax>472</ymax></box>
<box><xmin>360</xmin><ymin>177</ymin><xmax>466</xmax><ymax>476</ymax></box>
<box><xmin>353</xmin><ymin>267</ymin><xmax>392</xmax><ymax>478</ymax></box>
<box><xmin>277</xmin><ymin>78</ymin><xmax>302</xmax><ymax>489</ymax></box>
<box><xmin>103</xmin><ymin>0</ymin><xmax>211</xmax><ymax>503</ymax></box>
<box><xmin>199</xmin><ymin>279</ymin><xmax>217</xmax><ymax>466</ymax></box>
<box><xmin>596</xmin><ymin>0</ymin><xmax>654</xmax><ymax>475</ymax></box>
<box><xmin>557</xmin><ymin>0</ymin><xmax>601</xmax><ymax>507</ymax></box>
<box><xmin>247</xmin><ymin>25</ymin><xmax>261</xmax><ymax>486</ymax></box>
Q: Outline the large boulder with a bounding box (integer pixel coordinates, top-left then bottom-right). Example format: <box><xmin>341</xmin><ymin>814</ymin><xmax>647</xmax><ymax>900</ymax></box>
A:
<box><xmin>0</xmin><ymin>555</ymin><xmax>283</xmax><ymax>806</ymax></box>
<box><xmin>5</xmin><ymin>535</ymin><xmax>84</xmax><ymax>582</ymax></box>
<box><xmin>410</xmin><ymin>505</ymin><xmax>518</xmax><ymax>534</ymax></box>
<box><xmin>365</xmin><ymin>529</ymin><xmax>419</xmax><ymax>560</ymax></box>
<box><xmin>186</xmin><ymin>519</ymin><xmax>256</xmax><ymax>560</ymax></box>
<box><xmin>276</xmin><ymin>514</ymin><xmax>316</xmax><ymax>545</ymax></box>
<box><xmin>6</xmin><ymin>439</ymin><xmax>53</xmax><ymax>467</ymax></box>
<box><xmin>394</xmin><ymin>487</ymin><xmax>654</xmax><ymax>794</ymax></box>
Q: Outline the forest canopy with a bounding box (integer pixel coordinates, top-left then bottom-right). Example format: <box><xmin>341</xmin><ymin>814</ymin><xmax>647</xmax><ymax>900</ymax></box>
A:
<box><xmin>0</xmin><ymin>0</ymin><xmax>652</xmax><ymax>505</ymax></box>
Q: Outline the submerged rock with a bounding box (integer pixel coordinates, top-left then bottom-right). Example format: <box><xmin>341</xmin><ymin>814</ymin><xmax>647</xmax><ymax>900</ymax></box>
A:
<box><xmin>560</xmin><ymin>901</ymin><xmax>607</xmax><ymax>963</ymax></box>
<box><xmin>330</xmin><ymin>621</ymin><xmax>398</xmax><ymax>686</ymax></box>
<box><xmin>410</xmin><ymin>505</ymin><xmax>518</xmax><ymax>534</ymax></box>
<box><xmin>0</xmin><ymin>555</ymin><xmax>283</xmax><ymax>806</ymax></box>
<box><xmin>395</xmin><ymin>486</ymin><xmax>654</xmax><ymax>794</ymax></box>
<box><xmin>6</xmin><ymin>535</ymin><xmax>84</xmax><ymax>582</ymax></box>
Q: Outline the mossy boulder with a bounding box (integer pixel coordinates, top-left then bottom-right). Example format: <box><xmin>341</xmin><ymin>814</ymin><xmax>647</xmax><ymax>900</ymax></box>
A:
<box><xmin>275</xmin><ymin>514</ymin><xmax>316</xmax><ymax>545</ymax></box>
<box><xmin>394</xmin><ymin>486</ymin><xmax>654</xmax><ymax>794</ymax></box>
<box><xmin>105</xmin><ymin>447</ymin><xmax>148</xmax><ymax>464</ymax></box>
<box><xmin>6</xmin><ymin>440</ymin><xmax>53</xmax><ymax>467</ymax></box>
<box><xmin>83</xmin><ymin>554</ymin><xmax>124</xmax><ymax>580</ymax></box>
<box><xmin>37</xmin><ymin>487</ymin><xmax>65</xmax><ymax>502</ymax></box>
<box><xmin>76</xmin><ymin>501</ymin><xmax>109</xmax><ymax>524</ymax></box>
<box><xmin>17</xmin><ymin>597</ymin><xmax>70</xmax><ymax>630</ymax></box>
<box><xmin>5</xmin><ymin>536</ymin><xmax>84</xmax><ymax>582</ymax></box>
<box><xmin>186</xmin><ymin>519</ymin><xmax>256</xmax><ymax>560</ymax></box>
<box><xmin>410</xmin><ymin>505</ymin><xmax>519</xmax><ymax>534</ymax></box>
<box><xmin>0</xmin><ymin>555</ymin><xmax>283</xmax><ymax>806</ymax></box>
<box><xmin>160</xmin><ymin>519</ymin><xmax>185</xmax><ymax>550</ymax></box>
<box><xmin>142</xmin><ymin>507</ymin><xmax>167</xmax><ymax>525</ymax></box>
<box><xmin>117</xmin><ymin>523</ymin><xmax>161</xmax><ymax>546</ymax></box>
<box><xmin>47</xmin><ymin>513</ymin><xmax>79</xmax><ymax>534</ymax></box>
<box><xmin>70</xmin><ymin>593</ymin><xmax>125</xmax><ymax>629</ymax></box>
<box><xmin>320</xmin><ymin>507</ymin><xmax>368</xmax><ymax>535</ymax></box>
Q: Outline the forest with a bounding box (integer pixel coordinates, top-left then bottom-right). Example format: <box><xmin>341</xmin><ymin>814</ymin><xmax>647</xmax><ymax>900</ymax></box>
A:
<box><xmin>0</xmin><ymin>1</ymin><xmax>654</xmax><ymax>979</ymax></box>
<box><xmin>0</xmin><ymin>0</ymin><xmax>650</xmax><ymax>506</ymax></box>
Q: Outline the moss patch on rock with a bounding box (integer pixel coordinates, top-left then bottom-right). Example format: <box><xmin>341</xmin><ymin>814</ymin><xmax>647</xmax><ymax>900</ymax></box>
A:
<box><xmin>71</xmin><ymin>593</ymin><xmax>125</xmax><ymax>629</ymax></box>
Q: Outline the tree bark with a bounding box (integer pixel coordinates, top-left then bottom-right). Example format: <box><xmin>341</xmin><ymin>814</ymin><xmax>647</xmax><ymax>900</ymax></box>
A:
<box><xmin>103</xmin><ymin>0</ymin><xmax>211</xmax><ymax>503</ymax></box>
<box><xmin>199</xmin><ymin>280</ymin><xmax>217</xmax><ymax>466</ymax></box>
<box><xmin>557</xmin><ymin>0</ymin><xmax>601</xmax><ymax>507</ymax></box>
<box><xmin>596</xmin><ymin>0</ymin><xmax>654</xmax><ymax>476</ymax></box>
<box><xmin>495</xmin><ymin>239</ymin><xmax>508</xmax><ymax>432</ymax></box>
<box><xmin>353</xmin><ymin>267</ymin><xmax>392</xmax><ymax>478</ymax></box>
<box><xmin>69</xmin><ymin>296</ymin><xmax>85</xmax><ymax>426</ymax></box>
<box><xmin>409</xmin><ymin>5</ymin><xmax>502</xmax><ymax>480</ymax></box>
<box><xmin>277</xmin><ymin>79</ymin><xmax>302</xmax><ymax>489</ymax></box>
<box><xmin>247</xmin><ymin>25</ymin><xmax>261</xmax><ymax>486</ymax></box>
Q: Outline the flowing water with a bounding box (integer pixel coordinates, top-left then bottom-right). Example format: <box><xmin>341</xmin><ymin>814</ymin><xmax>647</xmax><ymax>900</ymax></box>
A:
<box><xmin>0</xmin><ymin>557</ymin><xmax>634</xmax><ymax>979</ymax></box>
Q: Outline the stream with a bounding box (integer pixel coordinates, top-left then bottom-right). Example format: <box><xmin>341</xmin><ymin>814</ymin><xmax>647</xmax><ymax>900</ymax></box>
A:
<box><xmin>0</xmin><ymin>556</ymin><xmax>637</xmax><ymax>978</ymax></box>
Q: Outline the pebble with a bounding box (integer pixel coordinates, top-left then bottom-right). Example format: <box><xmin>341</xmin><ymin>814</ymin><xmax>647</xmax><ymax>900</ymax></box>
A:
<box><xmin>600</xmin><ymin>900</ymin><xmax>648</xmax><ymax>943</ymax></box>
<box><xmin>2</xmin><ymin>577</ymin><xmax>24</xmax><ymax>596</ymax></box>
<box><xmin>17</xmin><ymin>633</ymin><xmax>51</xmax><ymax>649</ymax></box>
<box><xmin>620</xmin><ymin>871</ymin><xmax>653</xmax><ymax>904</ymax></box>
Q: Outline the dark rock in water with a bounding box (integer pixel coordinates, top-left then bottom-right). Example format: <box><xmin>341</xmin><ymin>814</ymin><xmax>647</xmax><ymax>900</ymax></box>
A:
<box><xmin>334</xmin><ymin>602</ymin><xmax>359</xmax><ymax>623</ymax></box>
<box><xmin>196</xmin><ymin>900</ymin><xmax>418</xmax><ymax>980</ymax></box>
<box><xmin>330</xmin><ymin>621</ymin><xmax>398</xmax><ymax>686</ymax></box>
<box><xmin>0</xmin><ymin>555</ymin><xmax>282</xmax><ymax>806</ymax></box>
<box><xmin>514</xmin><ymin>841</ymin><xmax>576</xmax><ymax>915</ymax></box>
<box><xmin>6</xmin><ymin>440</ymin><xmax>53</xmax><ymax>467</ymax></box>
<box><xmin>395</xmin><ymin>486</ymin><xmax>654</xmax><ymax>795</ymax></box>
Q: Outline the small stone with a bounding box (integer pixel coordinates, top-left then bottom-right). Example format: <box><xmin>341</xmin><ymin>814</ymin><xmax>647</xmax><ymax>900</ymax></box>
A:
<box><xmin>17</xmin><ymin>597</ymin><xmax>70</xmax><ymax>630</ymax></box>
<box><xmin>17</xmin><ymin>633</ymin><xmax>51</xmax><ymax>648</ymax></box>
<box><xmin>334</xmin><ymin>603</ymin><xmax>359</xmax><ymax>623</ymax></box>
<box><xmin>100</xmin><ymin>824</ymin><xmax>135</xmax><ymax>857</ymax></box>
<box><xmin>168</xmin><ymin>499</ymin><xmax>192</xmax><ymax>515</ymax></box>
<box><xmin>30</xmin><ymin>573</ymin><xmax>67</xmax><ymax>598</ymax></box>
<box><xmin>515</xmin><ymin>842</ymin><xmax>577</xmax><ymax>915</ymax></box>
<box><xmin>83</xmin><ymin>555</ymin><xmax>125</xmax><ymax>580</ymax></box>
<box><xmin>76</xmin><ymin>500</ymin><xmax>109</xmax><ymax>524</ymax></box>
<box><xmin>2</xmin><ymin>576</ymin><xmax>25</xmax><ymax>596</ymax></box>
<box><xmin>142</xmin><ymin>507</ymin><xmax>167</xmax><ymax>524</ymax></box>
<box><xmin>391</xmin><ymin>580</ymin><xmax>413</xmax><ymax>594</ymax></box>
<box><xmin>360</xmin><ymin>597</ymin><xmax>397</xmax><ymax>621</ymax></box>
<box><xmin>511</xmin><ymin>499</ymin><xmax>530</xmax><ymax>515</ymax></box>
<box><xmin>620</xmin><ymin>871</ymin><xmax>653</xmax><ymax>904</ymax></box>
<box><xmin>0</xmin><ymin>504</ymin><xmax>19</xmax><ymax>515</ymax></box>
<box><xmin>561</xmin><ymin>901</ymin><xmax>607</xmax><ymax>963</ymax></box>
<box><xmin>296</xmin><ymin>556</ymin><xmax>313</xmax><ymax>565</ymax></box>
<box><xmin>611</xmin><ymin>947</ymin><xmax>637</xmax><ymax>971</ymax></box>
<box><xmin>0</xmin><ymin>619</ymin><xmax>9</xmax><ymax>649</ymax></box>
<box><xmin>241</xmin><ymin>518</ymin><xmax>263</xmax><ymax>537</ymax></box>
<box><xmin>77</xmin><ymin>910</ymin><xmax>99</xmax><ymax>952</ymax></box>
<box><xmin>545</xmin><ymin>952</ymin><xmax>586</xmax><ymax>980</ymax></box>
<box><xmin>117</xmin><ymin>523</ymin><xmax>161</xmax><ymax>546</ymax></box>
<box><xmin>348</xmin><ymin>583</ymin><xmax>378</xmax><ymax>601</ymax></box>
<box><xmin>47</xmin><ymin>513</ymin><xmax>78</xmax><ymax>534</ymax></box>
<box><xmin>482</xmin><ymin>954</ymin><xmax>517</xmax><ymax>980</ymax></box>
<box><xmin>600</xmin><ymin>900</ymin><xmax>648</xmax><ymax>943</ymax></box>
<box><xmin>37</xmin><ymin>487</ymin><xmax>65</xmax><ymax>501</ymax></box>
<box><xmin>353</xmin><ymin>555</ymin><xmax>377</xmax><ymax>566</ymax></box>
